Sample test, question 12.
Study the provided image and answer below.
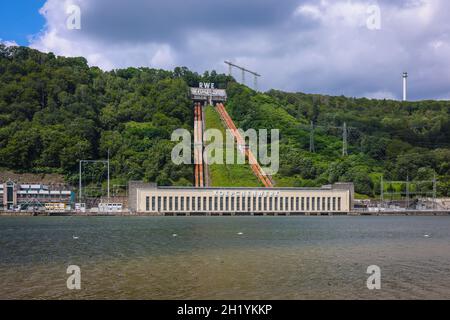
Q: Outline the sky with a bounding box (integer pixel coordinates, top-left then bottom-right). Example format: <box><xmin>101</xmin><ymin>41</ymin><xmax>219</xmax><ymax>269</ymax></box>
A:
<box><xmin>0</xmin><ymin>0</ymin><xmax>449</xmax><ymax>101</ymax></box>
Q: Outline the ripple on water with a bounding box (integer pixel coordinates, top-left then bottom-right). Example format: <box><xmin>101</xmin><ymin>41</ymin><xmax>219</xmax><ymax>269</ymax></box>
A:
<box><xmin>1</xmin><ymin>216</ymin><xmax>450</xmax><ymax>299</ymax></box>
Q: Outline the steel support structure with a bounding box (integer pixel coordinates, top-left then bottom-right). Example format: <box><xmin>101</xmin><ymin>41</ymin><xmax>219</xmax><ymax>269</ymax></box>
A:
<box><xmin>225</xmin><ymin>61</ymin><xmax>261</xmax><ymax>91</ymax></box>
<box><xmin>215</xmin><ymin>103</ymin><xmax>274</xmax><ymax>188</ymax></box>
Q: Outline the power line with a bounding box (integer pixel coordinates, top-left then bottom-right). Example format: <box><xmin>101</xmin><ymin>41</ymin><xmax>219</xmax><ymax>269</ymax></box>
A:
<box><xmin>342</xmin><ymin>122</ymin><xmax>348</xmax><ymax>157</ymax></box>
<box><xmin>309</xmin><ymin>121</ymin><xmax>315</xmax><ymax>153</ymax></box>
<box><xmin>79</xmin><ymin>159</ymin><xmax>110</xmax><ymax>204</ymax></box>
<box><xmin>381</xmin><ymin>177</ymin><xmax>438</xmax><ymax>209</ymax></box>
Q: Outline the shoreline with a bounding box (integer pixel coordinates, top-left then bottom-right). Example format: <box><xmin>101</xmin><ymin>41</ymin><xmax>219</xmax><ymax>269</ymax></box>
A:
<box><xmin>1</xmin><ymin>211</ymin><xmax>449</xmax><ymax>217</ymax></box>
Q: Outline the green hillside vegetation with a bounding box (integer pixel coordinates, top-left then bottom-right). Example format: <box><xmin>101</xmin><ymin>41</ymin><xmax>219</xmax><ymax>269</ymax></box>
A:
<box><xmin>204</xmin><ymin>105</ymin><xmax>261</xmax><ymax>187</ymax></box>
<box><xmin>225</xmin><ymin>83</ymin><xmax>450</xmax><ymax>196</ymax></box>
<box><xmin>0</xmin><ymin>45</ymin><xmax>231</xmax><ymax>188</ymax></box>
<box><xmin>1</xmin><ymin>45</ymin><xmax>449</xmax><ymax>197</ymax></box>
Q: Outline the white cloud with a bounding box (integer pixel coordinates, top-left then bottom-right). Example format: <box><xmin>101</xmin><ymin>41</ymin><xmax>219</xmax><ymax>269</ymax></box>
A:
<box><xmin>294</xmin><ymin>0</ymin><xmax>373</xmax><ymax>28</ymax></box>
<box><xmin>294</xmin><ymin>4</ymin><xmax>322</xmax><ymax>20</ymax></box>
<box><xmin>1</xmin><ymin>39</ymin><xmax>19</xmax><ymax>47</ymax></box>
<box><xmin>26</xmin><ymin>0</ymin><xmax>450</xmax><ymax>100</ymax></box>
<box><xmin>30</xmin><ymin>0</ymin><xmax>176</xmax><ymax>70</ymax></box>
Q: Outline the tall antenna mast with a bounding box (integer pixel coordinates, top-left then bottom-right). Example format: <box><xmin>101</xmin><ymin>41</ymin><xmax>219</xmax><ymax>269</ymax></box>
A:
<box><xmin>309</xmin><ymin>121</ymin><xmax>315</xmax><ymax>153</ymax></box>
<box><xmin>433</xmin><ymin>174</ymin><xmax>437</xmax><ymax>210</ymax></box>
<box><xmin>402</xmin><ymin>72</ymin><xmax>408</xmax><ymax>101</ymax></box>
<box><xmin>107</xmin><ymin>148</ymin><xmax>110</xmax><ymax>203</ymax></box>
<box><xmin>406</xmin><ymin>174</ymin><xmax>410</xmax><ymax>209</ymax></box>
<box><xmin>342</xmin><ymin>122</ymin><xmax>348</xmax><ymax>157</ymax></box>
<box><xmin>225</xmin><ymin>61</ymin><xmax>261</xmax><ymax>91</ymax></box>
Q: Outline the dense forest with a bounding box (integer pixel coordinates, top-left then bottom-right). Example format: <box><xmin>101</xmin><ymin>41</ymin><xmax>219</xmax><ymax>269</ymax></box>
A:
<box><xmin>1</xmin><ymin>45</ymin><xmax>449</xmax><ymax>197</ymax></box>
<box><xmin>226</xmin><ymin>84</ymin><xmax>450</xmax><ymax>197</ymax></box>
<box><xmin>0</xmin><ymin>45</ymin><xmax>231</xmax><ymax>190</ymax></box>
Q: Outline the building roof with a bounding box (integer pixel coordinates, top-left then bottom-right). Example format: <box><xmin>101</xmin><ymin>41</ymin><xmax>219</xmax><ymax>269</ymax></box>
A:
<box><xmin>157</xmin><ymin>186</ymin><xmax>330</xmax><ymax>191</ymax></box>
<box><xmin>139</xmin><ymin>183</ymin><xmax>354</xmax><ymax>192</ymax></box>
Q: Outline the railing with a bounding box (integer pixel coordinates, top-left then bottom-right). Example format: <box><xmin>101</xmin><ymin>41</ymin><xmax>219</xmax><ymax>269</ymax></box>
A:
<box><xmin>215</xmin><ymin>103</ymin><xmax>274</xmax><ymax>188</ymax></box>
<box><xmin>194</xmin><ymin>103</ymin><xmax>204</xmax><ymax>187</ymax></box>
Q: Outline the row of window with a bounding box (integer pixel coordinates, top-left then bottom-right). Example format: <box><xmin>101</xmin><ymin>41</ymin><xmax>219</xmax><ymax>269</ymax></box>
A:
<box><xmin>145</xmin><ymin>195</ymin><xmax>342</xmax><ymax>212</ymax></box>
<box><xmin>16</xmin><ymin>194</ymin><xmax>71</xmax><ymax>198</ymax></box>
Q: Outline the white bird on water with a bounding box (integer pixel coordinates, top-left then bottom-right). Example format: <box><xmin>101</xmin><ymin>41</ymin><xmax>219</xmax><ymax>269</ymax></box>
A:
<box><xmin>237</xmin><ymin>232</ymin><xmax>244</xmax><ymax>236</ymax></box>
<box><xmin>172</xmin><ymin>234</ymin><xmax>178</xmax><ymax>237</ymax></box>
<box><xmin>424</xmin><ymin>234</ymin><xmax>431</xmax><ymax>238</ymax></box>
<box><xmin>73</xmin><ymin>236</ymin><xmax>79</xmax><ymax>240</ymax></box>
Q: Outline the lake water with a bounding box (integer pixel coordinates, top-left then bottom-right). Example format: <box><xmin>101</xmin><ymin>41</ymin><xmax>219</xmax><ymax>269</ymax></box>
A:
<box><xmin>1</xmin><ymin>216</ymin><xmax>450</xmax><ymax>300</ymax></box>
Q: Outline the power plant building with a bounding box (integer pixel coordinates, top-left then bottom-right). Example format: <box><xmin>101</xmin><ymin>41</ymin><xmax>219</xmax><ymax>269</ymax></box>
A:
<box><xmin>129</xmin><ymin>182</ymin><xmax>354</xmax><ymax>215</ymax></box>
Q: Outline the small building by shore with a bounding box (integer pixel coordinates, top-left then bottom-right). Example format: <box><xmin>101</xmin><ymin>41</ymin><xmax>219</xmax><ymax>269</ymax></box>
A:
<box><xmin>0</xmin><ymin>181</ymin><xmax>75</xmax><ymax>211</ymax></box>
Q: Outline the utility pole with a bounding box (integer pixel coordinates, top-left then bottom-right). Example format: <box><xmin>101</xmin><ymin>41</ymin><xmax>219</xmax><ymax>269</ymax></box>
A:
<box><xmin>309</xmin><ymin>121</ymin><xmax>315</xmax><ymax>153</ymax></box>
<box><xmin>406</xmin><ymin>175</ymin><xmax>410</xmax><ymax>209</ymax></box>
<box><xmin>79</xmin><ymin>161</ymin><xmax>82</xmax><ymax>202</ymax></box>
<box><xmin>342</xmin><ymin>122</ymin><xmax>348</xmax><ymax>157</ymax></box>
<box><xmin>79</xmin><ymin>159</ymin><xmax>109</xmax><ymax>205</ymax></box>
<box><xmin>107</xmin><ymin>149</ymin><xmax>110</xmax><ymax>203</ymax></box>
<box><xmin>380</xmin><ymin>175</ymin><xmax>384</xmax><ymax>209</ymax></box>
<box><xmin>433</xmin><ymin>174</ymin><xmax>437</xmax><ymax>210</ymax></box>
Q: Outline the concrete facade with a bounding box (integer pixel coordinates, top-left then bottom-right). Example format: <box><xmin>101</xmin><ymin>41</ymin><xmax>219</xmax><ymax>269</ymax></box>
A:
<box><xmin>0</xmin><ymin>181</ymin><xmax>74</xmax><ymax>210</ymax></box>
<box><xmin>129</xmin><ymin>183</ymin><xmax>354</xmax><ymax>215</ymax></box>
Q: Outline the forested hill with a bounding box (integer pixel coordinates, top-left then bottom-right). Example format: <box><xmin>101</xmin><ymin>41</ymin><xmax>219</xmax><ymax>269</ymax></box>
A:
<box><xmin>227</xmin><ymin>85</ymin><xmax>450</xmax><ymax>197</ymax></box>
<box><xmin>1</xmin><ymin>45</ymin><xmax>449</xmax><ymax>197</ymax></box>
<box><xmin>0</xmin><ymin>45</ymin><xmax>231</xmax><ymax>188</ymax></box>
